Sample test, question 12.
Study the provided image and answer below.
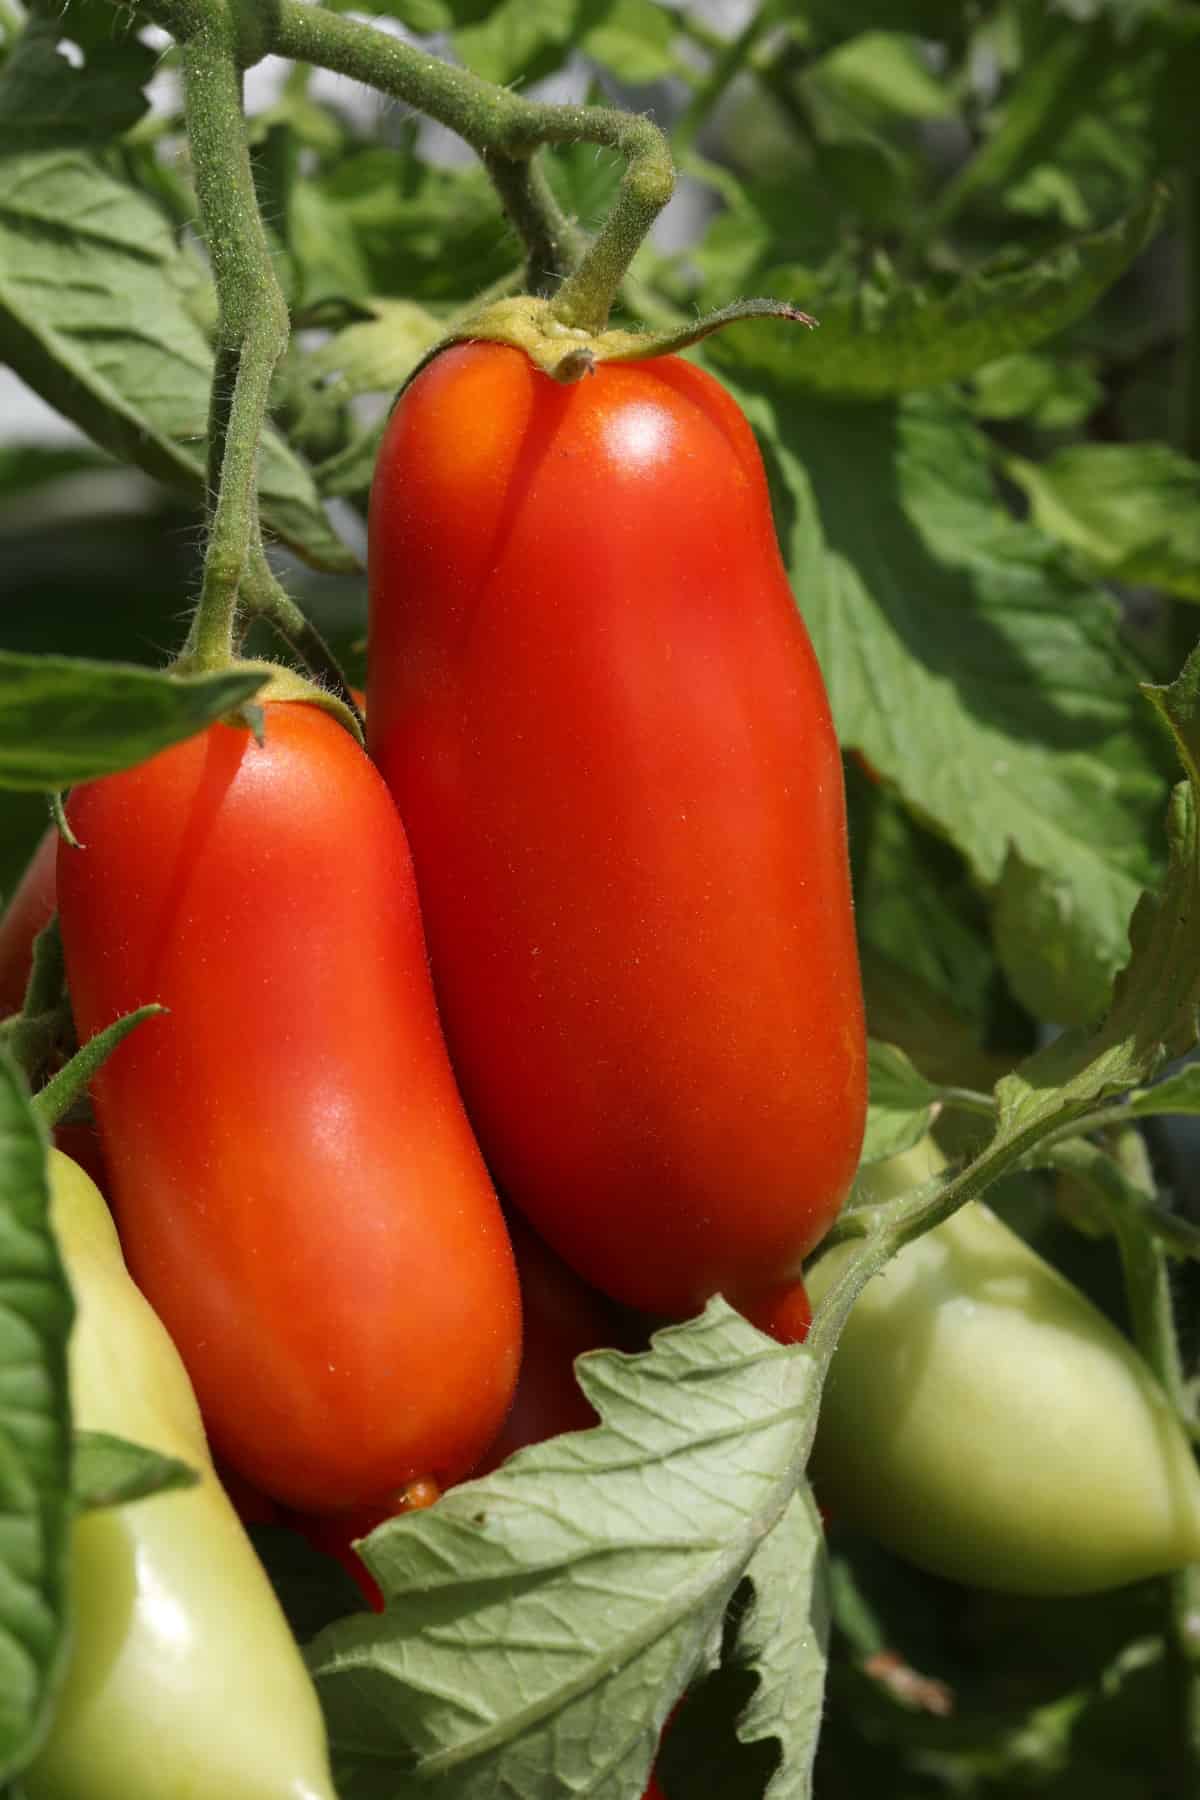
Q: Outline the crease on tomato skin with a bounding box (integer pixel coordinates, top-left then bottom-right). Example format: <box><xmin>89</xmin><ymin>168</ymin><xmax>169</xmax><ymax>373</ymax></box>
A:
<box><xmin>368</xmin><ymin>344</ymin><xmax>866</xmax><ymax>1322</ymax></box>
<box><xmin>57</xmin><ymin>700</ymin><xmax>522</xmax><ymax>1514</ymax></box>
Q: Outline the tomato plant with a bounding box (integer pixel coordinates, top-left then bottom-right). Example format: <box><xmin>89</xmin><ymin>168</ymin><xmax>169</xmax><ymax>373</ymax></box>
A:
<box><xmin>1</xmin><ymin>3</ymin><xmax>1200</xmax><ymax>1797</ymax></box>
<box><xmin>56</xmin><ymin>700</ymin><xmax>521</xmax><ymax>1512</ymax></box>
<box><xmin>368</xmin><ymin>343</ymin><xmax>867</xmax><ymax>1317</ymax></box>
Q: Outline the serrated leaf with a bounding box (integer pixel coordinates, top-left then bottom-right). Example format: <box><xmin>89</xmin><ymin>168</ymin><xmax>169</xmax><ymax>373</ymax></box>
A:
<box><xmin>0</xmin><ymin>652</ymin><xmax>263</xmax><ymax>790</ymax></box>
<box><xmin>861</xmin><ymin>1042</ymin><xmax>942</xmax><ymax>1165</ymax></box>
<box><xmin>715</xmin><ymin>371</ymin><xmax>1167</xmax><ymax>1003</ymax></box>
<box><xmin>308</xmin><ymin>1302</ymin><xmax>819</xmax><ymax>1800</ymax></box>
<box><xmin>711</xmin><ymin>193</ymin><xmax>1163</xmax><ymax>397</ymax></box>
<box><xmin>817</xmin><ymin>31</ymin><xmax>955</xmax><ymax>120</ymax></box>
<box><xmin>71</xmin><ymin>1429</ymin><xmax>198</xmax><ymax>1512</ymax></box>
<box><xmin>1008</xmin><ymin>442</ymin><xmax>1200</xmax><ymax>601</ymax></box>
<box><xmin>0</xmin><ymin>1050</ymin><xmax>73</xmax><ymax>1784</ymax></box>
<box><xmin>0</xmin><ymin>150</ymin><xmax>357</xmax><ymax>572</ymax></box>
<box><xmin>732</xmin><ymin>1490</ymin><xmax>829</xmax><ymax>1800</ymax></box>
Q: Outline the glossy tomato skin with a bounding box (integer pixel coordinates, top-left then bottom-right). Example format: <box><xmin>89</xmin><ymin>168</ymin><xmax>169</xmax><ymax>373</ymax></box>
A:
<box><xmin>368</xmin><ymin>344</ymin><xmax>866</xmax><ymax>1315</ymax></box>
<box><xmin>57</xmin><ymin>701</ymin><xmax>521</xmax><ymax>1512</ymax></box>
<box><xmin>807</xmin><ymin>1138</ymin><xmax>1200</xmax><ymax>1596</ymax></box>
<box><xmin>26</xmin><ymin>1151</ymin><xmax>336</xmax><ymax>1800</ymax></box>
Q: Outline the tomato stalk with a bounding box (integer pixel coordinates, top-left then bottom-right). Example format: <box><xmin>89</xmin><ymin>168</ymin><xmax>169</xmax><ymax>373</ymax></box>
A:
<box><xmin>172</xmin><ymin>11</ymin><xmax>289</xmax><ymax>676</ymax></box>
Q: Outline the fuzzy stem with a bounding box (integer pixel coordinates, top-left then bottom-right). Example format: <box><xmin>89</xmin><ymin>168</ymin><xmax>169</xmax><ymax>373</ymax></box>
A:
<box><xmin>271</xmin><ymin>0</ymin><xmax>673</xmax><ymax>333</ymax></box>
<box><xmin>169</xmin><ymin>9</ymin><xmax>289</xmax><ymax>673</ymax></box>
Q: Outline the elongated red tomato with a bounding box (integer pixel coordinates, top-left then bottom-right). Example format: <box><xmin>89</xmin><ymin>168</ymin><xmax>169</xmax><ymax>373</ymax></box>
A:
<box><xmin>368</xmin><ymin>344</ymin><xmax>866</xmax><ymax>1314</ymax></box>
<box><xmin>58</xmin><ymin>700</ymin><xmax>521</xmax><ymax>1511</ymax></box>
<box><xmin>0</xmin><ymin>824</ymin><xmax>57</xmax><ymax>1015</ymax></box>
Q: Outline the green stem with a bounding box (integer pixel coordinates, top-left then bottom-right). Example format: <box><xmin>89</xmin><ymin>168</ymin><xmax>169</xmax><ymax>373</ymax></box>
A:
<box><xmin>672</xmin><ymin>0</ymin><xmax>785</xmax><ymax>159</ymax></box>
<box><xmin>173</xmin><ymin>10</ymin><xmax>289</xmax><ymax>673</ymax></box>
<box><xmin>270</xmin><ymin>0</ymin><xmax>673</xmax><ymax>334</ymax></box>
<box><xmin>1108</xmin><ymin>1128</ymin><xmax>1200</xmax><ymax>1783</ymax></box>
<box><xmin>482</xmin><ymin>152</ymin><xmax>584</xmax><ymax>295</ymax></box>
<box><xmin>241</xmin><ymin>545</ymin><xmax>360</xmax><ymax>713</ymax></box>
<box><xmin>33</xmin><ymin>1007</ymin><xmax>166</xmax><ymax>1131</ymax></box>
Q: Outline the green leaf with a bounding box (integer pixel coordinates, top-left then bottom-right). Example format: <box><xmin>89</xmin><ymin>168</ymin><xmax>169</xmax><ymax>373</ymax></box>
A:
<box><xmin>0</xmin><ymin>151</ymin><xmax>357</xmax><ymax>573</ymax></box>
<box><xmin>846</xmin><ymin>762</ymin><xmax>996</xmax><ymax>1031</ymax></box>
<box><xmin>730</xmin><ymin>1489</ymin><xmax>829</xmax><ymax>1799</ymax></box>
<box><xmin>0</xmin><ymin>10</ymin><xmax>154</xmax><ymax>149</ymax></box>
<box><xmin>994</xmin><ymin>644</ymin><xmax>1200</xmax><ymax>1147</ymax></box>
<box><xmin>1007</xmin><ymin>442</ymin><xmax>1200</xmax><ymax>602</ymax></box>
<box><xmin>715</xmin><ymin>370</ymin><xmax>1168</xmax><ymax>1005</ymax></box>
<box><xmin>582</xmin><ymin>0</ymin><xmax>678</xmax><ymax>83</ymax></box>
<box><xmin>71</xmin><ymin>1430</ymin><xmax>198</xmax><ymax>1512</ymax></box>
<box><xmin>966</xmin><ymin>351</ymin><xmax>1101</xmax><ymax>429</ymax></box>
<box><xmin>862</xmin><ymin>1042</ymin><xmax>941</xmax><ymax>1165</ymax></box>
<box><xmin>0</xmin><ymin>653</ymin><xmax>263</xmax><ymax>791</ymax></box>
<box><xmin>711</xmin><ymin>191</ymin><xmax>1164</xmax><ymax>396</ymax></box>
<box><xmin>303</xmin><ymin>299</ymin><xmax>444</xmax><ymax>400</ymax></box>
<box><xmin>816</xmin><ymin>31</ymin><xmax>955</xmax><ymax>120</ymax></box>
<box><xmin>308</xmin><ymin>1302</ymin><xmax>819</xmax><ymax>1800</ymax></box>
<box><xmin>1119</xmin><ymin>1065</ymin><xmax>1200</xmax><ymax>1120</ymax></box>
<box><xmin>454</xmin><ymin>0</ymin><xmax>580</xmax><ymax>87</ymax></box>
<box><xmin>290</xmin><ymin>150</ymin><xmax>515</xmax><ymax>310</ymax></box>
<box><xmin>921</xmin><ymin>21</ymin><xmax>1104</xmax><ymax>234</ymax></box>
<box><xmin>0</xmin><ymin>1049</ymin><xmax>73</xmax><ymax>1785</ymax></box>
<box><xmin>993</xmin><ymin>846</ymin><xmax>1115</xmax><ymax>1027</ymax></box>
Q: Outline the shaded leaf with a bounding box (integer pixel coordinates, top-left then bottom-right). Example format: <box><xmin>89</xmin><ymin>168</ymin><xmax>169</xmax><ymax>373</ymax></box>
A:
<box><xmin>0</xmin><ymin>151</ymin><xmax>356</xmax><ymax>572</ymax></box>
<box><xmin>713</xmin><ymin>193</ymin><xmax>1163</xmax><ymax>397</ymax></box>
<box><xmin>0</xmin><ymin>1050</ymin><xmax>73</xmax><ymax>1784</ymax></box>
<box><xmin>715</xmin><ymin>369</ymin><xmax>1167</xmax><ymax>1002</ymax></box>
<box><xmin>71</xmin><ymin>1429</ymin><xmax>198</xmax><ymax>1512</ymax></box>
<box><xmin>0</xmin><ymin>652</ymin><xmax>263</xmax><ymax>790</ymax></box>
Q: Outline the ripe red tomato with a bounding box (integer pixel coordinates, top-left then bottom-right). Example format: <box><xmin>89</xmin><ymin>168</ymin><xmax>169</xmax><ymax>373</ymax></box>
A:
<box><xmin>368</xmin><ymin>344</ymin><xmax>866</xmax><ymax>1315</ymax></box>
<box><xmin>58</xmin><ymin>699</ymin><xmax>522</xmax><ymax>1511</ymax></box>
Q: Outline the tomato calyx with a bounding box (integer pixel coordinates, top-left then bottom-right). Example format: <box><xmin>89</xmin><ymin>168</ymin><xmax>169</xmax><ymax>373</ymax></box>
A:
<box><xmin>408</xmin><ymin>293</ymin><xmax>818</xmax><ymax>389</ymax></box>
<box><xmin>169</xmin><ymin>655</ymin><xmax>365</xmax><ymax>745</ymax></box>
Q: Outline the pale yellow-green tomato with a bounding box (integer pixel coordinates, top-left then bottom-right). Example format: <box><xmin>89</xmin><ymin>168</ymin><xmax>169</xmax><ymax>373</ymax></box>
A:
<box><xmin>24</xmin><ymin>1150</ymin><xmax>337</xmax><ymax>1800</ymax></box>
<box><xmin>807</xmin><ymin>1138</ymin><xmax>1200</xmax><ymax>1596</ymax></box>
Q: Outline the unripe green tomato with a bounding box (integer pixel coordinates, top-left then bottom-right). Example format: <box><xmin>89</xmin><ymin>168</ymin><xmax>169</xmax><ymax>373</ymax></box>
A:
<box><xmin>24</xmin><ymin>1151</ymin><xmax>336</xmax><ymax>1800</ymax></box>
<box><xmin>807</xmin><ymin>1138</ymin><xmax>1200</xmax><ymax>1596</ymax></box>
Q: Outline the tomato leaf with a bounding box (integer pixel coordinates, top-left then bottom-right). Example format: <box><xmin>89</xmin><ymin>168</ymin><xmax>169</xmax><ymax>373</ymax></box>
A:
<box><xmin>71</xmin><ymin>1430</ymin><xmax>198</xmax><ymax>1513</ymax></box>
<box><xmin>0</xmin><ymin>150</ymin><xmax>358</xmax><ymax>573</ymax></box>
<box><xmin>994</xmin><ymin>645</ymin><xmax>1200</xmax><ymax>1143</ymax></box>
<box><xmin>861</xmin><ymin>1042</ymin><xmax>942</xmax><ymax>1165</ymax></box>
<box><xmin>1007</xmin><ymin>442</ymin><xmax>1200</xmax><ymax>602</ymax></box>
<box><xmin>307</xmin><ymin>1302</ymin><xmax>822</xmax><ymax>1800</ymax></box>
<box><xmin>0</xmin><ymin>1048</ymin><xmax>73</xmax><ymax>1785</ymax></box>
<box><xmin>709</xmin><ymin>192</ymin><xmax>1163</xmax><ymax>398</ymax></box>
<box><xmin>0</xmin><ymin>653</ymin><xmax>264</xmax><ymax>791</ymax></box>
<box><xmin>717</xmin><ymin>372</ymin><xmax>1169</xmax><ymax>1016</ymax></box>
